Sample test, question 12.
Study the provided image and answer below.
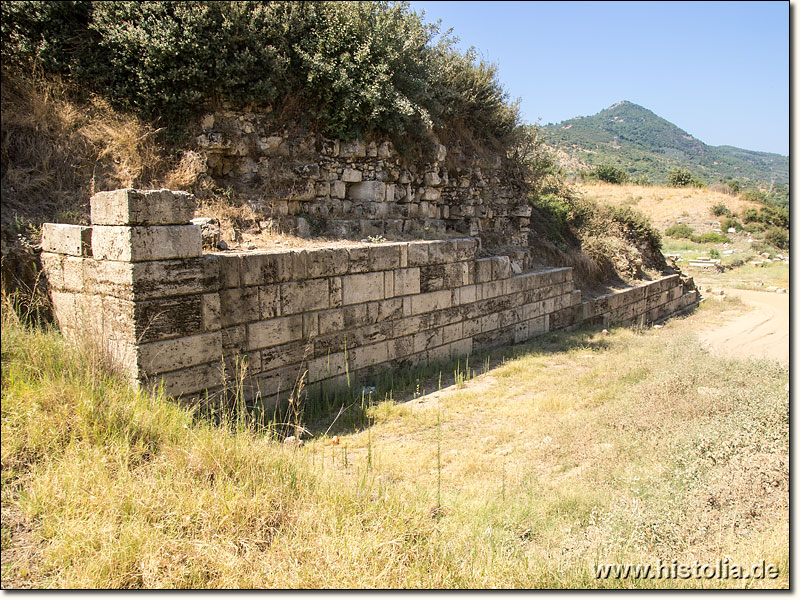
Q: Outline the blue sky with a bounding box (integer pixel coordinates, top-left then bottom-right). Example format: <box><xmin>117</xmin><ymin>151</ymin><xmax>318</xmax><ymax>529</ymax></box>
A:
<box><xmin>409</xmin><ymin>1</ymin><xmax>789</xmax><ymax>156</ymax></box>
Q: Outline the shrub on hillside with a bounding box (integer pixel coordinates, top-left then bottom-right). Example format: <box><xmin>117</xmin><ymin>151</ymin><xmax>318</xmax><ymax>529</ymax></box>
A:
<box><xmin>720</xmin><ymin>217</ymin><xmax>743</xmax><ymax>232</ymax></box>
<box><xmin>1</xmin><ymin>1</ymin><xmax>519</xmax><ymax>147</ymax></box>
<box><xmin>692</xmin><ymin>232</ymin><xmax>730</xmax><ymax>244</ymax></box>
<box><xmin>667</xmin><ymin>167</ymin><xmax>701</xmax><ymax>188</ymax></box>
<box><xmin>665</xmin><ymin>223</ymin><xmax>695</xmax><ymax>239</ymax></box>
<box><xmin>591</xmin><ymin>164</ymin><xmax>629</xmax><ymax>184</ymax></box>
<box><xmin>764</xmin><ymin>227</ymin><xmax>789</xmax><ymax>250</ymax></box>
<box><xmin>711</xmin><ymin>203</ymin><xmax>732</xmax><ymax>217</ymax></box>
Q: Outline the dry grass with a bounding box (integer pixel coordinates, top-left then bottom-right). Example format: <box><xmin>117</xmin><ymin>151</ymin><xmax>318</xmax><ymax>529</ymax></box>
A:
<box><xmin>579</xmin><ymin>183</ymin><xmax>762</xmax><ymax>232</ymax></box>
<box><xmin>1</xmin><ymin>71</ymin><xmax>168</xmax><ymax>236</ymax></box>
<box><xmin>1</xmin><ymin>291</ymin><xmax>788</xmax><ymax>588</ymax></box>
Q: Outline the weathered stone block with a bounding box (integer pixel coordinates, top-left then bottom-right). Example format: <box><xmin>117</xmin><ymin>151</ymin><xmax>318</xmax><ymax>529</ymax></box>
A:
<box><xmin>216</xmin><ymin>254</ymin><xmax>242</xmax><ymax>288</ymax></box>
<box><xmin>475</xmin><ymin>258</ymin><xmax>493</xmax><ymax>283</ymax></box>
<box><xmin>348</xmin><ymin>181</ymin><xmax>386</xmax><ymax>202</ymax></box>
<box><xmin>259</xmin><ymin>285</ymin><xmax>280</xmax><ymax>319</ymax></box>
<box><xmin>427</xmin><ymin>240</ymin><xmax>459</xmax><ymax>264</ymax></box>
<box><xmin>318</xmin><ymin>308</ymin><xmax>345</xmax><ymax>334</ymax></box>
<box><xmin>247</xmin><ymin>315</ymin><xmax>304</xmax><ymax>350</ymax></box>
<box><xmin>411</xmin><ymin>290</ymin><xmax>451</xmax><ymax>315</ymax></box>
<box><xmin>145</xmin><ymin>362</ymin><xmax>222</xmax><ymax>398</ymax></box>
<box><xmin>306</xmin><ymin>247</ymin><xmax>350</xmax><ymax>278</ymax></box>
<box><xmin>491</xmin><ymin>256</ymin><xmax>511</xmax><ymax>280</ymax></box>
<box><xmin>342</xmin><ymin>272</ymin><xmax>384</xmax><ymax>305</ymax></box>
<box><xmin>219</xmin><ymin>287</ymin><xmax>260</xmax><ymax>326</ymax></box>
<box><xmin>394</xmin><ymin>268</ymin><xmax>421</xmax><ymax>296</ymax></box>
<box><xmin>407</xmin><ymin>242</ymin><xmax>429</xmax><ymax>266</ymax></box>
<box><xmin>368</xmin><ymin>245</ymin><xmax>400</xmax><ymax>270</ymax></box>
<box><xmin>42</xmin><ymin>223</ymin><xmax>92</xmax><ymax>257</ymax></box>
<box><xmin>261</xmin><ymin>340</ymin><xmax>309</xmax><ymax>372</ymax></box>
<box><xmin>137</xmin><ymin>331</ymin><xmax>221</xmax><ymax>376</ymax></box>
<box><xmin>342</xmin><ymin>168</ymin><xmax>363</xmax><ymax>183</ymax></box>
<box><xmin>347</xmin><ymin>246</ymin><xmax>371</xmax><ymax>273</ymax></box>
<box><xmin>240</xmin><ymin>251</ymin><xmax>293</xmax><ymax>286</ymax></box>
<box><xmin>280</xmin><ymin>279</ymin><xmax>329</xmax><ymax>314</ymax></box>
<box><xmin>92</xmin><ymin>225</ymin><xmax>201</xmax><ymax>262</ymax></box>
<box><xmin>455</xmin><ymin>238</ymin><xmax>479</xmax><ymax>261</ymax></box>
<box><xmin>91</xmin><ymin>189</ymin><xmax>195</xmax><ymax>226</ymax></box>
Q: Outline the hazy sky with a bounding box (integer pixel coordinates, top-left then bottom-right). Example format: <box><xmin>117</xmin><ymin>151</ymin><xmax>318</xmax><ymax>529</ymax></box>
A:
<box><xmin>409</xmin><ymin>1</ymin><xmax>789</xmax><ymax>155</ymax></box>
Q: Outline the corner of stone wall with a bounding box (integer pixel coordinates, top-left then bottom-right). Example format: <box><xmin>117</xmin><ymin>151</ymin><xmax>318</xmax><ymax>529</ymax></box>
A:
<box><xmin>41</xmin><ymin>188</ymin><xmax>224</xmax><ymax>398</ymax></box>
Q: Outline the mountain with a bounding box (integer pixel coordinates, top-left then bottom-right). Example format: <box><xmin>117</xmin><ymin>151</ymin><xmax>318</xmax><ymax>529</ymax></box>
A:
<box><xmin>539</xmin><ymin>101</ymin><xmax>788</xmax><ymax>186</ymax></box>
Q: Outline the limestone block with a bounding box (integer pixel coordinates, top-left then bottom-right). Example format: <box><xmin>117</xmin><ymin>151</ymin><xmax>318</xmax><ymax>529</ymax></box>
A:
<box><xmin>42</xmin><ymin>223</ymin><xmax>92</xmax><ymax>257</ymax></box>
<box><xmin>221</xmin><ymin>325</ymin><xmax>246</xmax><ymax>352</ymax></box>
<box><xmin>306</xmin><ymin>247</ymin><xmax>350</xmax><ymax>278</ymax></box>
<box><xmin>422</xmin><ymin>187</ymin><xmax>441</xmax><ymax>201</ymax></box>
<box><xmin>393</xmin><ymin>268</ymin><xmax>421</xmax><ymax>297</ymax></box>
<box><xmin>92</xmin><ymin>225</ymin><xmax>201</xmax><ymax>262</ymax></box>
<box><xmin>219</xmin><ymin>287</ymin><xmax>260</xmax><ymax>327</ymax></box>
<box><xmin>368</xmin><ymin>245</ymin><xmax>400</xmax><ymax>270</ymax></box>
<box><xmin>91</xmin><ymin>189</ymin><xmax>195</xmax><ymax>226</ymax></box>
<box><xmin>347</xmin><ymin>246</ymin><xmax>371</xmax><ymax>273</ymax></box>
<box><xmin>61</xmin><ymin>257</ymin><xmax>86</xmax><ymax>292</ymax></box>
<box><xmin>261</xmin><ymin>340</ymin><xmax>309</xmax><ymax>372</ymax></box>
<box><xmin>137</xmin><ymin>331</ymin><xmax>222</xmax><ymax>376</ymax></box>
<box><xmin>40</xmin><ymin>252</ymin><xmax>65</xmax><ymax>290</ymax></box>
<box><xmin>216</xmin><ymin>254</ymin><xmax>242</xmax><ymax>288</ymax></box>
<box><xmin>407</xmin><ymin>242</ymin><xmax>429</xmax><ymax>266</ymax></box>
<box><xmin>475</xmin><ymin>258</ymin><xmax>493</xmax><ymax>283</ymax></box>
<box><xmin>342</xmin><ymin>168</ymin><xmax>363</xmax><ymax>183</ymax></box>
<box><xmin>302</xmin><ymin>312</ymin><xmax>319</xmax><ymax>338</ymax></box>
<box><xmin>240</xmin><ymin>251</ymin><xmax>293</xmax><ymax>286</ymax></box>
<box><xmin>102</xmin><ymin>294</ymin><xmax>204</xmax><ymax>344</ymax></box>
<box><xmin>426</xmin><ymin>240</ymin><xmax>458</xmax><ymax>264</ymax></box>
<box><xmin>329</xmin><ymin>276</ymin><xmax>343</xmax><ymax>307</ymax></box>
<box><xmin>247</xmin><ymin>315</ymin><xmax>304</xmax><ymax>350</ymax></box>
<box><xmin>342</xmin><ymin>272</ymin><xmax>384</xmax><ymax>305</ymax></box>
<box><xmin>259</xmin><ymin>285</ymin><xmax>280</xmax><ymax>319</ymax></box>
<box><xmin>368</xmin><ymin>298</ymin><xmax>403</xmax><ymax>322</ymax></box>
<box><xmin>491</xmin><ymin>256</ymin><xmax>511</xmax><ymax>280</ymax></box>
<box><xmin>413</xmin><ymin>329</ymin><xmax>443</xmax><ymax>354</ymax></box>
<box><xmin>442</xmin><ymin>322</ymin><xmax>463</xmax><ymax>345</ymax></box>
<box><xmin>318</xmin><ymin>308</ymin><xmax>345</xmax><ymax>334</ymax></box>
<box><xmin>331</xmin><ymin>181</ymin><xmax>347</xmax><ymax>199</ymax></box>
<box><xmin>411</xmin><ymin>290</ymin><xmax>451</xmax><ymax>315</ymax></box>
<box><xmin>349</xmin><ymin>341</ymin><xmax>389</xmax><ymax>370</ymax></box>
<box><xmin>342</xmin><ymin>303</ymin><xmax>370</xmax><ymax>328</ymax></box>
<box><xmin>307</xmin><ymin>352</ymin><xmax>348</xmax><ymax>381</ymax></box>
<box><xmin>455</xmin><ymin>238</ymin><xmax>479</xmax><ymax>261</ymax></box>
<box><xmin>449</xmin><ymin>337</ymin><xmax>472</xmax><ymax>359</ymax></box>
<box><xmin>348</xmin><ymin>181</ymin><xmax>386</xmax><ymax>202</ymax></box>
<box><xmin>145</xmin><ymin>362</ymin><xmax>223</xmax><ymax>398</ymax></box>
<box><xmin>202</xmin><ymin>293</ymin><xmax>221</xmax><ymax>332</ymax></box>
<box><xmin>280</xmin><ymin>279</ymin><xmax>330</xmax><ymax>315</ymax></box>
<box><xmin>419</xmin><ymin>263</ymin><xmax>466</xmax><ymax>292</ymax></box>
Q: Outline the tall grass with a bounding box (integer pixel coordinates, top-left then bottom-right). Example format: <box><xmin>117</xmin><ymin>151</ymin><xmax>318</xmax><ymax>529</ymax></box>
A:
<box><xmin>1</xmin><ymin>294</ymin><xmax>788</xmax><ymax>588</ymax></box>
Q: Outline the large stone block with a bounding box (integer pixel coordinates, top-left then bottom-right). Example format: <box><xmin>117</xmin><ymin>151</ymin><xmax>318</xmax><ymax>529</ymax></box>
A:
<box><xmin>92</xmin><ymin>225</ymin><xmax>202</xmax><ymax>262</ymax></box>
<box><xmin>144</xmin><ymin>362</ymin><xmax>223</xmax><ymax>398</ymax></box>
<box><xmin>219</xmin><ymin>287</ymin><xmax>260</xmax><ymax>326</ymax></box>
<box><xmin>368</xmin><ymin>245</ymin><xmax>400</xmax><ymax>270</ymax></box>
<box><xmin>137</xmin><ymin>331</ymin><xmax>222</xmax><ymax>376</ymax></box>
<box><xmin>91</xmin><ymin>189</ymin><xmax>195</xmax><ymax>226</ymax></box>
<box><xmin>240</xmin><ymin>251</ymin><xmax>293</xmax><ymax>286</ymax></box>
<box><xmin>393</xmin><ymin>268</ymin><xmax>421</xmax><ymax>297</ymax></box>
<box><xmin>247</xmin><ymin>315</ymin><xmax>304</xmax><ymax>350</ymax></box>
<box><xmin>306</xmin><ymin>247</ymin><xmax>350</xmax><ymax>278</ymax></box>
<box><xmin>348</xmin><ymin>181</ymin><xmax>386</xmax><ymax>202</ymax></box>
<box><xmin>280</xmin><ymin>279</ymin><xmax>330</xmax><ymax>314</ymax></box>
<box><xmin>42</xmin><ymin>223</ymin><xmax>92</xmax><ymax>257</ymax></box>
<box><xmin>342</xmin><ymin>272</ymin><xmax>384</xmax><ymax>305</ymax></box>
<box><xmin>411</xmin><ymin>290</ymin><xmax>451</xmax><ymax>315</ymax></box>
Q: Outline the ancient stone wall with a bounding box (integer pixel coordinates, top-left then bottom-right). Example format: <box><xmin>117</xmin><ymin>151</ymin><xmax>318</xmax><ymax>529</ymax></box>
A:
<box><xmin>41</xmin><ymin>189</ymin><xmax>698</xmax><ymax>406</ymax></box>
<box><xmin>192</xmin><ymin>110</ymin><xmax>531</xmax><ymax>245</ymax></box>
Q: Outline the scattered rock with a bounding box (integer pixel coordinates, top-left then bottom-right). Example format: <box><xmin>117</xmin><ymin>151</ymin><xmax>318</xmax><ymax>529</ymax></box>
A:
<box><xmin>284</xmin><ymin>435</ymin><xmax>304</xmax><ymax>447</ymax></box>
<box><xmin>217</xmin><ymin>240</ymin><xmax>228</xmax><ymax>250</ymax></box>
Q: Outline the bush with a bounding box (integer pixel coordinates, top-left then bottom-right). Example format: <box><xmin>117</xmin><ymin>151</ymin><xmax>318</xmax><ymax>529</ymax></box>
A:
<box><xmin>692</xmin><ymin>232</ymin><xmax>730</xmax><ymax>244</ymax></box>
<box><xmin>591</xmin><ymin>164</ymin><xmax>629</xmax><ymax>184</ymax></box>
<box><xmin>1</xmin><ymin>1</ymin><xmax>520</xmax><ymax>146</ymax></box>
<box><xmin>709</xmin><ymin>248</ymin><xmax>720</xmax><ymax>259</ymax></box>
<box><xmin>720</xmin><ymin>217</ymin><xmax>742</xmax><ymax>232</ymax></box>
<box><xmin>711</xmin><ymin>203</ymin><xmax>732</xmax><ymax>217</ymax></box>
<box><xmin>665</xmin><ymin>223</ymin><xmax>695</xmax><ymax>239</ymax></box>
<box><xmin>740</xmin><ymin>189</ymin><xmax>768</xmax><ymax>204</ymax></box>
<box><xmin>667</xmin><ymin>167</ymin><xmax>701</xmax><ymax>188</ymax></box>
<box><xmin>764</xmin><ymin>228</ymin><xmax>789</xmax><ymax>250</ymax></box>
<box><xmin>726</xmin><ymin>179</ymin><xmax>741</xmax><ymax>194</ymax></box>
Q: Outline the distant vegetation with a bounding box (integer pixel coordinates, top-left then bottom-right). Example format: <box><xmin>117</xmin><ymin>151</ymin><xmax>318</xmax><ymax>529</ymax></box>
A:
<box><xmin>540</xmin><ymin>101</ymin><xmax>788</xmax><ymax>187</ymax></box>
<box><xmin>1</xmin><ymin>1</ymin><xmax>520</xmax><ymax>149</ymax></box>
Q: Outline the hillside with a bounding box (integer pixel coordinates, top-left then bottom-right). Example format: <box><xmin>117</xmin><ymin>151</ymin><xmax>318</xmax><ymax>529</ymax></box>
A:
<box><xmin>541</xmin><ymin>101</ymin><xmax>788</xmax><ymax>186</ymax></box>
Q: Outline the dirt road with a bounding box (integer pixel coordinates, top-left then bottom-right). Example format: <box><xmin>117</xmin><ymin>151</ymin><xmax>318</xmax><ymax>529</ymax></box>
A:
<box><xmin>699</xmin><ymin>288</ymin><xmax>789</xmax><ymax>364</ymax></box>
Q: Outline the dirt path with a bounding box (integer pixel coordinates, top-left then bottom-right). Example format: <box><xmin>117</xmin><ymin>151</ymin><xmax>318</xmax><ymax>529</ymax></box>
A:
<box><xmin>699</xmin><ymin>288</ymin><xmax>789</xmax><ymax>364</ymax></box>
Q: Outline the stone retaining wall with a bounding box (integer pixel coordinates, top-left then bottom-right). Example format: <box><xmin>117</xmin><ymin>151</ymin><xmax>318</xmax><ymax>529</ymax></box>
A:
<box><xmin>41</xmin><ymin>189</ymin><xmax>699</xmax><ymax>406</ymax></box>
<box><xmin>191</xmin><ymin>111</ymin><xmax>531</xmax><ymax>246</ymax></box>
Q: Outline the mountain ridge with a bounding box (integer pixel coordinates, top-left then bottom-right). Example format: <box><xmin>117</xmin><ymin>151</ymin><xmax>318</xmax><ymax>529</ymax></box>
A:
<box><xmin>540</xmin><ymin>101</ymin><xmax>788</xmax><ymax>186</ymax></box>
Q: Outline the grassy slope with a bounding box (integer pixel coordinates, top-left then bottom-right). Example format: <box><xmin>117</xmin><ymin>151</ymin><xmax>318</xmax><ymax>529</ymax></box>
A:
<box><xmin>1</xmin><ymin>296</ymin><xmax>788</xmax><ymax>588</ymax></box>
